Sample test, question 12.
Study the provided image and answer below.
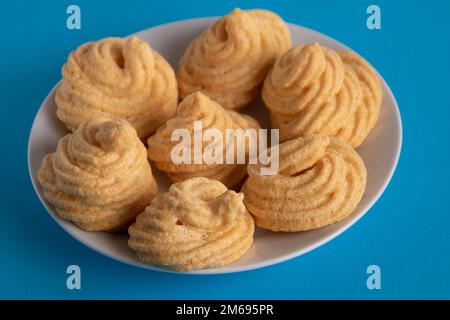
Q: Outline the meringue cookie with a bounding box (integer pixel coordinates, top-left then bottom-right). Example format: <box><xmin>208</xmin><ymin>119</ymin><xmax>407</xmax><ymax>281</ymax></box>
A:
<box><xmin>178</xmin><ymin>8</ymin><xmax>291</xmax><ymax>110</ymax></box>
<box><xmin>147</xmin><ymin>92</ymin><xmax>260</xmax><ymax>189</ymax></box>
<box><xmin>242</xmin><ymin>133</ymin><xmax>367</xmax><ymax>232</ymax></box>
<box><xmin>128</xmin><ymin>177</ymin><xmax>254</xmax><ymax>271</ymax></box>
<box><xmin>263</xmin><ymin>43</ymin><xmax>381</xmax><ymax>147</ymax></box>
<box><xmin>37</xmin><ymin>117</ymin><xmax>158</xmax><ymax>231</ymax></box>
<box><xmin>55</xmin><ymin>36</ymin><xmax>177</xmax><ymax>139</ymax></box>
<box><xmin>335</xmin><ymin>51</ymin><xmax>382</xmax><ymax>147</ymax></box>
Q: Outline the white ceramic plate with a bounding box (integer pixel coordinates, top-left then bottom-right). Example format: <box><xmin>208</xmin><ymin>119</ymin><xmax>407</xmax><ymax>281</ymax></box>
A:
<box><xmin>28</xmin><ymin>17</ymin><xmax>402</xmax><ymax>274</ymax></box>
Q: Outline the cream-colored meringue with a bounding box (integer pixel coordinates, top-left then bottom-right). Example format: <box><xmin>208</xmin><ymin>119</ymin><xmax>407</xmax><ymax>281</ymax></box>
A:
<box><xmin>242</xmin><ymin>133</ymin><xmax>367</xmax><ymax>232</ymax></box>
<box><xmin>55</xmin><ymin>36</ymin><xmax>177</xmax><ymax>139</ymax></box>
<box><xmin>148</xmin><ymin>92</ymin><xmax>260</xmax><ymax>189</ymax></box>
<box><xmin>38</xmin><ymin>117</ymin><xmax>158</xmax><ymax>231</ymax></box>
<box><xmin>128</xmin><ymin>177</ymin><xmax>254</xmax><ymax>271</ymax></box>
<box><xmin>178</xmin><ymin>8</ymin><xmax>291</xmax><ymax>110</ymax></box>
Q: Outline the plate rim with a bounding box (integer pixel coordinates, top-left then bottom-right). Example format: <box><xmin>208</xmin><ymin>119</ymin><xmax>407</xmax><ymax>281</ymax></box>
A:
<box><xmin>27</xmin><ymin>17</ymin><xmax>403</xmax><ymax>275</ymax></box>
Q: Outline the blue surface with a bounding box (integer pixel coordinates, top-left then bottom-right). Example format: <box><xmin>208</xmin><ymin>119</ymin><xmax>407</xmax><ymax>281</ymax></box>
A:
<box><xmin>0</xmin><ymin>0</ymin><xmax>449</xmax><ymax>299</ymax></box>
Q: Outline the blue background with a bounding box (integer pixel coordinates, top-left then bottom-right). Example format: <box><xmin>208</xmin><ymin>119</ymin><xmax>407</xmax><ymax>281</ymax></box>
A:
<box><xmin>0</xmin><ymin>0</ymin><xmax>449</xmax><ymax>299</ymax></box>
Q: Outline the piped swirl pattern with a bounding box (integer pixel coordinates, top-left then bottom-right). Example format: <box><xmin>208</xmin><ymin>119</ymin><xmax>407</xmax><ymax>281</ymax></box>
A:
<box><xmin>128</xmin><ymin>177</ymin><xmax>254</xmax><ymax>271</ymax></box>
<box><xmin>55</xmin><ymin>36</ymin><xmax>178</xmax><ymax>139</ymax></box>
<box><xmin>242</xmin><ymin>133</ymin><xmax>367</xmax><ymax>232</ymax></box>
<box><xmin>263</xmin><ymin>43</ymin><xmax>381</xmax><ymax>147</ymax></box>
<box><xmin>37</xmin><ymin>117</ymin><xmax>157</xmax><ymax>231</ymax></box>
<box><xmin>178</xmin><ymin>8</ymin><xmax>291</xmax><ymax>110</ymax></box>
<box><xmin>147</xmin><ymin>92</ymin><xmax>260</xmax><ymax>189</ymax></box>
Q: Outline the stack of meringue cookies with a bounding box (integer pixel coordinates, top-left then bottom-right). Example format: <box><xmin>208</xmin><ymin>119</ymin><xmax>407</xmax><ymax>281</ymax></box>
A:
<box><xmin>37</xmin><ymin>9</ymin><xmax>381</xmax><ymax>271</ymax></box>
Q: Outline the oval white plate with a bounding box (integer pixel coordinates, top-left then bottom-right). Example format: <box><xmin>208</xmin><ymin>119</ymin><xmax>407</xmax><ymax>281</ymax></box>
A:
<box><xmin>28</xmin><ymin>17</ymin><xmax>402</xmax><ymax>274</ymax></box>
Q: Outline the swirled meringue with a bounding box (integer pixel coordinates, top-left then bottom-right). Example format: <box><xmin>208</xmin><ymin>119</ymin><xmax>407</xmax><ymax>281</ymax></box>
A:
<box><xmin>55</xmin><ymin>36</ymin><xmax>177</xmax><ymax>139</ymax></box>
<box><xmin>147</xmin><ymin>92</ymin><xmax>260</xmax><ymax>189</ymax></box>
<box><xmin>178</xmin><ymin>8</ymin><xmax>291</xmax><ymax>110</ymax></box>
<box><xmin>335</xmin><ymin>51</ymin><xmax>382</xmax><ymax>147</ymax></box>
<box><xmin>37</xmin><ymin>117</ymin><xmax>158</xmax><ymax>231</ymax></box>
<box><xmin>242</xmin><ymin>133</ymin><xmax>367</xmax><ymax>232</ymax></box>
<box><xmin>263</xmin><ymin>43</ymin><xmax>382</xmax><ymax>147</ymax></box>
<box><xmin>128</xmin><ymin>177</ymin><xmax>254</xmax><ymax>271</ymax></box>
